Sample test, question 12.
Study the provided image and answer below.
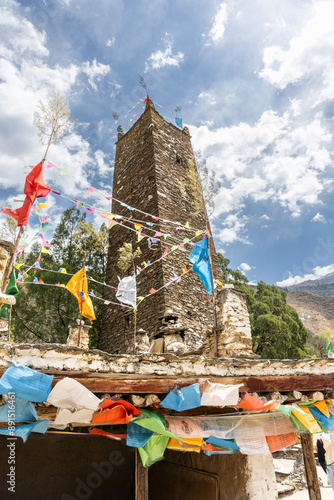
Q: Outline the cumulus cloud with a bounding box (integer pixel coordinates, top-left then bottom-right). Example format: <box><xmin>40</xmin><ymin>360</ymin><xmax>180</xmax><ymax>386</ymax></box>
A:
<box><xmin>238</xmin><ymin>262</ymin><xmax>255</xmax><ymax>274</ymax></box>
<box><xmin>277</xmin><ymin>264</ymin><xmax>334</xmax><ymax>287</ymax></box>
<box><xmin>260</xmin><ymin>214</ymin><xmax>270</xmax><ymax>220</ymax></box>
<box><xmin>311</xmin><ymin>212</ymin><xmax>326</xmax><ymax>223</ymax></box>
<box><xmin>0</xmin><ymin>0</ymin><xmax>113</xmax><ymax>199</ymax></box>
<box><xmin>190</xmin><ymin>103</ymin><xmax>333</xmax><ymax>220</ymax></box>
<box><xmin>144</xmin><ymin>33</ymin><xmax>184</xmax><ymax>72</ymax></box>
<box><xmin>216</xmin><ymin>212</ymin><xmax>251</xmax><ymax>245</ymax></box>
<box><xmin>259</xmin><ymin>2</ymin><xmax>334</xmax><ymax>105</ymax></box>
<box><xmin>203</xmin><ymin>2</ymin><xmax>229</xmax><ymax>44</ymax></box>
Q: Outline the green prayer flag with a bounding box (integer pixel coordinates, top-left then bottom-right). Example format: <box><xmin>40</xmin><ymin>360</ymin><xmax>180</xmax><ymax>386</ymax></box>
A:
<box><xmin>0</xmin><ymin>269</ymin><xmax>19</xmax><ymax>320</ymax></box>
<box><xmin>59</xmin><ymin>170</ymin><xmax>68</xmax><ymax>176</ymax></box>
<box><xmin>132</xmin><ymin>410</ymin><xmax>180</xmax><ymax>441</ymax></box>
<box><xmin>138</xmin><ymin>435</ymin><xmax>169</xmax><ymax>468</ymax></box>
<box><xmin>327</xmin><ymin>342</ymin><xmax>334</xmax><ymax>353</ymax></box>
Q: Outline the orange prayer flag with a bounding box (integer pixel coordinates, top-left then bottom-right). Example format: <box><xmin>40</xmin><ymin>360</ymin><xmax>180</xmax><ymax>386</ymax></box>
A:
<box><xmin>314</xmin><ymin>400</ymin><xmax>330</xmax><ymax>418</ymax></box>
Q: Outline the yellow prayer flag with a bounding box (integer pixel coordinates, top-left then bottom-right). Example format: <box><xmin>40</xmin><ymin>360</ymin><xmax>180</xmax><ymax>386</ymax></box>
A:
<box><xmin>78</xmin><ymin>293</ymin><xmax>96</xmax><ymax>323</ymax></box>
<box><xmin>134</xmin><ymin>224</ymin><xmax>142</xmax><ymax>231</ymax></box>
<box><xmin>65</xmin><ymin>268</ymin><xmax>87</xmax><ymax>298</ymax></box>
<box><xmin>291</xmin><ymin>406</ymin><xmax>322</xmax><ymax>433</ymax></box>
<box><xmin>314</xmin><ymin>400</ymin><xmax>330</xmax><ymax>418</ymax></box>
<box><xmin>185</xmin><ymin>222</ymin><xmax>190</xmax><ymax>228</ymax></box>
<box><xmin>108</xmin><ymin>219</ymin><xmax>117</xmax><ymax>229</ymax></box>
<box><xmin>41</xmin><ymin>247</ymin><xmax>50</xmax><ymax>254</ymax></box>
<box><xmin>216</xmin><ymin>279</ymin><xmax>224</xmax><ymax>288</ymax></box>
<box><xmin>38</xmin><ymin>203</ymin><xmax>49</xmax><ymax>209</ymax></box>
<box><xmin>167</xmin><ymin>437</ymin><xmax>202</xmax><ymax>453</ymax></box>
<box><xmin>65</xmin><ymin>268</ymin><xmax>95</xmax><ymax>323</ymax></box>
<box><xmin>60</xmin><ymin>268</ymin><xmax>67</xmax><ymax>274</ymax></box>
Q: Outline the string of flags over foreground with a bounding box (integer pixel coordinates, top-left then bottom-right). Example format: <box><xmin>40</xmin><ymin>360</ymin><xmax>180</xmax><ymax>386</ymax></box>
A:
<box><xmin>0</xmin><ymin>362</ymin><xmax>334</xmax><ymax>468</ymax></box>
<box><xmin>0</xmin><ymin>156</ymin><xmax>223</xmax><ymax>323</ymax></box>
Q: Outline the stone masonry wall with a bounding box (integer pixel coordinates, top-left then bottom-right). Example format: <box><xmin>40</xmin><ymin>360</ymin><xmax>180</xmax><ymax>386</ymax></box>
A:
<box><xmin>100</xmin><ymin>100</ymin><xmax>221</xmax><ymax>354</ymax></box>
<box><xmin>203</xmin><ymin>286</ymin><xmax>256</xmax><ymax>358</ymax></box>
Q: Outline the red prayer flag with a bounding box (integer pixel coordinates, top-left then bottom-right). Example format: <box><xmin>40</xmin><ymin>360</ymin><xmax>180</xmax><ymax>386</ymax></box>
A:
<box><xmin>1</xmin><ymin>162</ymin><xmax>50</xmax><ymax>226</ymax></box>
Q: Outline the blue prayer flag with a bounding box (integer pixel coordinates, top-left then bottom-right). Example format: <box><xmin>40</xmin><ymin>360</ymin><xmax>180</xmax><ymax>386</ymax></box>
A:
<box><xmin>160</xmin><ymin>384</ymin><xmax>201</xmax><ymax>411</ymax></box>
<box><xmin>308</xmin><ymin>407</ymin><xmax>334</xmax><ymax>430</ymax></box>
<box><xmin>126</xmin><ymin>422</ymin><xmax>154</xmax><ymax>448</ymax></box>
<box><xmin>0</xmin><ymin>420</ymin><xmax>49</xmax><ymax>443</ymax></box>
<box><xmin>0</xmin><ymin>397</ymin><xmax>38</xmax><ymax>423</ymax></box>
<box><xmin>0</xmin><ymin>363</ymin><xmax>53</xmax><ymax>402</ymax></box>
<box><xmin>175</xmin><ymin>117</ymin><xmax>182</xmax><ymax>128</ymax></box>
<box><xmin>188</xmin><ymin>236</ymin><xmax>213</xmax><ymax>294</ymax></box>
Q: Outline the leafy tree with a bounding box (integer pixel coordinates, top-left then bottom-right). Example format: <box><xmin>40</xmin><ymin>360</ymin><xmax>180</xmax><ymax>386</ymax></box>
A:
<box><xmin>307</xmin><ymin>327</ymin><xmax>332</xmax><ymax>358</ymax></box>
<box><xmin>33</xmin><ymin>92</ymin><xmax>76</xmax><ymax>159</ymax></box>
<box><xmin>11</xmin><ymin>207</ymin><xmax>108</xmax><ymax>348</ymax></box>
<box><xmin>217</xmin><ymin>253</ymin><xmax>309</xmax><ymax>359</ymax></box>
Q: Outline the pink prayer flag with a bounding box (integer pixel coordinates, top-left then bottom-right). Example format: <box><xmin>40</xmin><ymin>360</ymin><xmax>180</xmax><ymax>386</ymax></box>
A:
<box><xmin>46</xmin><ymin>162</ymin><xmax>56</xmax><ymax>168</ymax></box>
<box><xmin>149</xmin><ymin>288</ymin><xmax>156</xmax><ymax>294</ymax></box>
<box><xmin>152</xmin><ymin>216</ymin><xmax>159</xmax><ymax>221</ymax></box>
<box><xmin>84</xmin><ymin>207</ymin><xmax>95</xmax><ymax>213</ymax></box>
<box><xmin>204</xmin><ymin>229</ymin><xmax>210</xmax><ymax>236</ymax></box>
<box><xmin>154</xmin><ymin>232</ymin><xmax>163</xmax><ymax>238</ymax></box>
<box><xmin>176</xmin><ymin>227</ymin><xmax>183</xmax><ymax>231</ymax></box>
<box><xmin>17</xmin><ymin>245</ymin><xmax>26</xmax><ymax>251</ymax></box>
<box><xmin>56</xmin><ymin>282</ymin><xmax>60</xmax><ymax>286</ymax></box>
<box><xmin>89</xmin><ymin>187</ymin><xmax>97</xmax><ymax>193</ymax></box>
<box><xmin>105</xmin><ymin>195</ymin><xmax>112</xmax><ymax>200</ymax></box>
<box><xmin>43</xmin><ymin>242</ymin><xmax>52</xmax><ymax>248</ymax></box>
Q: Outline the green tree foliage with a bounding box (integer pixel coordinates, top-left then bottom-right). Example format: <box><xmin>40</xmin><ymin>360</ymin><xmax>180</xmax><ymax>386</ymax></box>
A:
<box><xmin>217</xmin><ymin>253</ymin><xmax>309</xmax><ymax>359</ymax></box>
<box><xmin>11</xmin><ymin>207</ymin><xmax>108</xmax><ymax>348</ymax></box>
<box><xmin>307</xmin><ymin>326</ymin><xmax>332</xmax><ymax>358</ymax></box>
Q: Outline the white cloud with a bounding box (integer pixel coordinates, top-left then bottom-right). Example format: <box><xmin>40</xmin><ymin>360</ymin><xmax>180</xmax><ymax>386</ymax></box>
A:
<box><xmin>259</xmin><ymin>2</ymin><xmax>334</xmax><ymax>105</ymax></box>
<box><xmin>144</xmin><ymin>33</ymin><xmax>184</xmax><ymax>72</ymax></box>
<box><xmin>311</xmin><ymin>212</ymin><xmax>326</xmax><ymax>223</ymax></box>
<box><xmin>190</xmin><ymin>102</ymin><xmax>333</xmax><ymax>220</ymax></box>
<box><xmin>106</xmin><ymin>37</ymin><xmax>115</xmax><ymax>47</ymax></box>
<box><xmin>260</xmin><ymin>214</ymin><xmax>270</xmax><ymax>220</ymax></box>
<box><xmin>216</xmin><ymin>212</ymin><xmax>251</xmax><ymax>245</ymax></box>
<box><xmin>277</xmin><ymin>264</ymin><xmax>334</xmax><ymax>287</ymax></box>
<box><xmin>238</xmin><ymin>262</ymin><xmax>255</xmax><ymax>274</ymax></box>
<box><xmin>197</xmin><ymin>91</ymin><xmax>216</xmax><ymax>105</ymax></box>
<box><xmin>81</xmin><ymin>59</ymin><xmax>111</xmax><ymax>91</ymax></box>
<box><xmin>204</xmin><ymin>3</ymin><xmax>228</xmax><ymax>44</ymax></box>
<box><xmin>0</xmin><ymin>0</ymin><xmax>113</xmax><ymax>198</ymax></box>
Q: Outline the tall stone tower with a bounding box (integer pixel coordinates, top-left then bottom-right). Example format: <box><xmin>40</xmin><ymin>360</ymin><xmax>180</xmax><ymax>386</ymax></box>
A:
<box><xmin>100</xmin><ymin>99</ymin><xmax>221</xmax><ymax>354</ymax></box>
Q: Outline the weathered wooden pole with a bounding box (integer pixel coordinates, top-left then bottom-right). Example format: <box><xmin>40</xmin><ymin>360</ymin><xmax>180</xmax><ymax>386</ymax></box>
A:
<box><xmin>301</xmin><ymin>434</ymin><xmax>322</xmax><ymax>500</ymax></box>
<box><xmin>135</xmin><ymin>449</ymin><xmax>148</xmax><ymax>500</ymax></box>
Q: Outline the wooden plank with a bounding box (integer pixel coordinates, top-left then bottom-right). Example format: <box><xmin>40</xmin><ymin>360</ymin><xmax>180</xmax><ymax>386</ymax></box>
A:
<box><xmin>135</xmin><ymin>448</ymin><xmax>148</xmax><ymax>500</ymax></box>
<box><xmin>0</xmin><ymin>369</ymin><xmax>333</xmax><ymax>393</ymax></box>
<box><xmin>301</xmin><ymin>434</ymin><xmax>322</xmax><ymax>500</ymax></box>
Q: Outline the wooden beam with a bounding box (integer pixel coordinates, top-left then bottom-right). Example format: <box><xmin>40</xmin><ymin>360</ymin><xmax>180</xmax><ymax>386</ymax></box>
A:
<box><xmin>301</xmin><ymin>434</ymin><xmax>322</xmax><ymax>500</ymax></box>
<box><xmin>0</xmin><ymin>369</ymin><xmax>333</xmax><ymax>393</ymax></box>
<box><xmin>135</xmin><ymin>448</ymin><xmax>148</xmax><ymax>500</ymax></box>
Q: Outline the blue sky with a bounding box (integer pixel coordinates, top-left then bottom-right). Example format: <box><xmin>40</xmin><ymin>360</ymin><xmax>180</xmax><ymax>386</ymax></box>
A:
<box><xmin>1</xmin><ymin>0</ymin><xmax>334</xmax><ymax>287</ymax></box>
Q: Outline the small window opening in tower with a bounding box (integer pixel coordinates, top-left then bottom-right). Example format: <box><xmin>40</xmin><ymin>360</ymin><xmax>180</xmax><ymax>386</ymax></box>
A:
<box><xmin>125</xmin><ymin>315</ymin><xmax>130</xmax><ymax>329</ymax></box>
<box><xmin>176</xmin><ymin>155</ymin><xmax>182</xmax><ymax>165</ymax></box>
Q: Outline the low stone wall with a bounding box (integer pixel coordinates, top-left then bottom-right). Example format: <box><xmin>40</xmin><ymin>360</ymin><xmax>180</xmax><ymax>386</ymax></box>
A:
<box><xmin>0</xmin><ymin>343</ymin><xmax>334</xmax><ymax>378</ymax></box>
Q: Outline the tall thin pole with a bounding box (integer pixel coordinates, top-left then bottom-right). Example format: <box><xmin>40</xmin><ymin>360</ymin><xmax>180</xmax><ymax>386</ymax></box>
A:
<box><xmin>195</xmin><ymin>152</ymin><xmax>218</xmax><ymax>357</ymax></box>
<box><xmin>2</xmin><ymin>128</ymin><xmax>55</xmax><ymax>294</ymax></box>
<box><xmin>7</xmin><ymin>305</ymin><xmax>12</xmax><ymax>341</ymax></box>
<box><xmin>78</xmin><ymin>251</ymin><xmax>86</xmax><ymax>347</ymax></box>
<box><xmin>1</xmin><ymin>226</ymin><xmax>24</xmax><ymax>293</ymax></box>
<box><xmin>132</xmin><ymin>257</ymin><xmax>137</xmax><ymax>354</ymax></box>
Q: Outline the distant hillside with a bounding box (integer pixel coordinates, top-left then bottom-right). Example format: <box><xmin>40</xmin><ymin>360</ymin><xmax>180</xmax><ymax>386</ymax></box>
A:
<box><xmin>286</xmin><ymin>290</ymin><xmax>334</xmax><ymax>335</ymax></box>
<box><xmin>282</xmin><ymin>271</ymin><xmax>334</xmax><ymax>296</ymax></box>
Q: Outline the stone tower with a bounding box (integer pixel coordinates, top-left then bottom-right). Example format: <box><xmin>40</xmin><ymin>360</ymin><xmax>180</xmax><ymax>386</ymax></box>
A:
<box><xmin>100</xmin><ymin>99</ymin><xmax>221</xmax><ymax>354</ymax></box>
